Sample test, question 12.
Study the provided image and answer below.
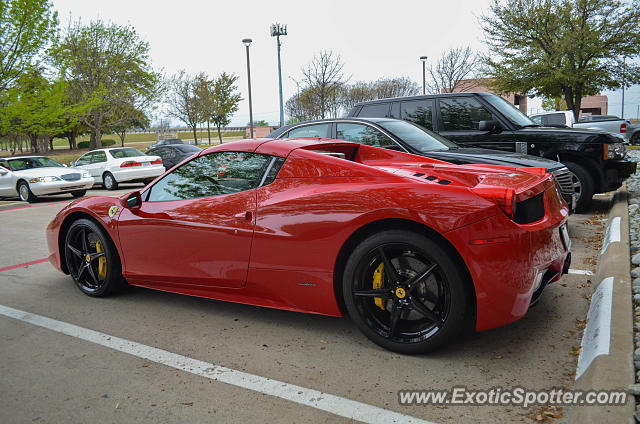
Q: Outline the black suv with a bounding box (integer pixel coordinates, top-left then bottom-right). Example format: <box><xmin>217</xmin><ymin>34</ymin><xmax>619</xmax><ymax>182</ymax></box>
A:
<box><xmin>349</xmin><ymin>92</ymin><xmax>636</xmax><ymax>211</ymax></box>
<box><xmin>267</xmin><ymin>117</ymin><xmax>575</xmax><ymax>206</ymax></box>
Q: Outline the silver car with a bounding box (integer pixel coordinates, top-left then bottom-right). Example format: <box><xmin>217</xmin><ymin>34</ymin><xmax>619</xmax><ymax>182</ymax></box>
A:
<box><xmin>71</xmin><ymin>147</ymin><xmax>165</xmax><ymax>190</ymax></box>
<box><xmin>0</xmin><ymin>156</ymin><xmax>94</xmax><ymax>203</ymax></box>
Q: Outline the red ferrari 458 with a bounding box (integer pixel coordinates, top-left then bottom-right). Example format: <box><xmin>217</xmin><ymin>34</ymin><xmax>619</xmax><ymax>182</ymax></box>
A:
<box><xmin>47</xmin><ymin>138</ymin><xmax>571</xmax><ymax>353</ymax></box>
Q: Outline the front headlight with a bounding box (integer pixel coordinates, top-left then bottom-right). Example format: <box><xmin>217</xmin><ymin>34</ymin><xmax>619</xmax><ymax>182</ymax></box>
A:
<box><xmin>605</xmin><ymin>143</ymin><xmax>626</xmax><ymax>159</ymax></box>
<box><xmin>29</xmin><ymin>176</ymin><xmax>62</xmax><ymax>183</ymax></box>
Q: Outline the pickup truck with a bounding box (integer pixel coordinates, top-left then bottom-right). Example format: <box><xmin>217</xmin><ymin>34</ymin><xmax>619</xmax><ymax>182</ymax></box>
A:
<box><xmin>529</xmin><ymin>111</ymin><xmax>629</xmax><ymax>138</ymax></box>
<box><xmin>348</xmin><ymin>92</ymin><xmax>637</xmax><ymax>211</ymax></box>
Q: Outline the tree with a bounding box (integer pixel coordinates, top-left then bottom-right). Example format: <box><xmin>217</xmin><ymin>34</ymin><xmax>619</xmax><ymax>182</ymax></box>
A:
<box><xmin>167</xmin><ymin>70</ymin><xmax>201</xmax><ymax>143</ymax></box>
<box><xmin>53</xmin><ymin>20</ymin><xmax>160</xmax><ymax>148</ymax></box>
<box><xmin>108</xmin><ymin>105</ymin><xmax>150</xmax><ymax>146</ymax></box>
<box><xmin>301</xmin><ymin>50</ymin><xmax>347</xmax><ymax>119</ymax></box>
<box><xmin>210</xmin><ymin>72</ymin><xmax>241</xmax><ymax>143</ymax></box>
<box><xmin>0</xmin><ymin>0</ymin><xmax>58</xmax><ymax>91</ymax></box>
<box><xmin>480</xmin><ymin>0</ymin><xmax>640</xmax><ymax>119</ymax></box>
<box><xmin>371</xmin><ymin>77</ymin><xmax>421</xmax><ymax>99</ymax></box>
<box><xmin>0</xmin><ymin>69</ymin><xmax>67</xmax><ymax>153</ymax></box>
<box><xmin>426</xmin><ymin>46</ymin><xmax>481</xmax><ymax>94</ymax></box>
<box><xmin>193</xmin><ymin>73</ymin><xmax>215</xmax><ymax>144</ymax></box>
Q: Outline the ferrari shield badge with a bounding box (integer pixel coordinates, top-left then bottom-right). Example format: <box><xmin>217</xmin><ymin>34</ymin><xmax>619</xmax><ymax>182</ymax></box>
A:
<box><xmin>108</xmin><ymin>205</ymin><xmax>119</xmax><ymax>218</ymax></box>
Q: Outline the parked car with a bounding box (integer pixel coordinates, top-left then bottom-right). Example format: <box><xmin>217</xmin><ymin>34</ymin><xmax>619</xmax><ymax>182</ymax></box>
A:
<box><xmin>0</xmin><ymin>156</ymin><xmax>94</xmax><ymax>203</ymax></box>
<box><xmin>146</xmin><ymin>144</ymin><xmax>202</xmax><ymax>169</ymax></box>
<box><xmin>267</xmin><ymin>117</ymin><xmax>575</xmax><ymax>208</ymax></box>
<box><xmin>71</xmin><ymin>148</ymin><xmax>165</xmax><ymax>190</ymax></box>
<box><xmin>349</xmin><ymin>92</ymin><xmax>636</xmax><ymax>211</ymax></box>
<box><xmin>146</xmin><ymin>138</ymin><xmax>184</xmax><ymax>150</ymax></box>
<box><xmin>529</xmin><ymin>111</ymin><xmax>630</xmax><ymax>137</ymax></box>
<box><xmin>47</xmin><ymin>138</ymin><xmax>571</xmax><ymax>353</ymax></box>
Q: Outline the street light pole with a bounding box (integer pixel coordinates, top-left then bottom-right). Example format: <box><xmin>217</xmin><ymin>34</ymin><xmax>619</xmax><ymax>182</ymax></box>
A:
<box><xmin>242</xmin><ymin>38</ymin><xmax>254</xmax><ymax>139</ymax></box>
<box><xmin>271</xmin><ymin>23</ymin><xmax>287</xmax><ymax>128</ymax></box>
<box><xmin>420</xmin><ymin>56</ymin><xmax>428</xmax><ymax>95</ymax></box>
<box><xmin>622</xmin><ymin>56</ymin><xmax>626</xmax><ymax>118</ymax></box>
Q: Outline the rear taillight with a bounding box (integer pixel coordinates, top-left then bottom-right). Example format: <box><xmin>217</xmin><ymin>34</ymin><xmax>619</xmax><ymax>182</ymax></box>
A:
<box><xmin>120</xmin><ymin>161</ymin><xmax>141</xmax><ymax>168</ymax></box>
<box><xmin>151</xmin><ymin>158</ymin><xmax>162</xmax><ymax>165</ymax></box>
<box><xmin>472</xmin><ymin>186</ymin><xmax>517</xmax><ymax>219</ymax></box>
<box><xmin>621</xmin><ymin>123</ymin><xmax>627</xmax><ymax>133</ymax></box>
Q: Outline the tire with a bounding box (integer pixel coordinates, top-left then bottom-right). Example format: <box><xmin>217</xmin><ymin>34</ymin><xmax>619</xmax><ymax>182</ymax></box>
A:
<box><xmin>71</xmin><ymin>190</ymin><xmax>87</xmax><ymax>198</ymax></box>
<box><xmin>103</xmin><ymin>172</ymin><xmax>118</xmax><ymax>190</ymax></box>
<box><xmin>17</xmin><ymin>181</ymin><xmax>37</xmax><ymax>203</ymax></box>
<box><xmin>64</xmin><ymin>218</ymin><xmax>124</xmax><ymax>297</ymax></box>
<box><xmin>563</xmin><ymin>161</ymin><xmax>594</xmax><ymax>212</ymax></box>
<box><xmin>342</xmin><ymin>230</ymin><xmax>470</xmax><ymax>354</ymax></box>
<box><xmin>632</xmin><ymin>133</ymin><xmax>640</xmax><ymax>146</ymax></box>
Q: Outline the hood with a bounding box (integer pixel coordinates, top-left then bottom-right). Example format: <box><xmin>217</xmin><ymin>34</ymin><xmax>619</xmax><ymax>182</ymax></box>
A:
<box><xmin>519</xmin><ymin>126</ymin><xmax>624</xmax><ymax>143</ymax></box>
<box><xmin>11</xmin><ymin>167</ymin><xmax>85</xmax><ymax>178</ymax></box>
<box><xmin>425</xmin><ymin>147</ymin><xmax>564</xmax><ymax>171</ymax></box>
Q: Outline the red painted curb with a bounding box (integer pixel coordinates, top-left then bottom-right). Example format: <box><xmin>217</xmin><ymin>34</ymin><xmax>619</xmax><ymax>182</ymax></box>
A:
<box><xmin>0</xmin><ymin>258</ymin><xmax>49</xmax><ymax>272</ymax></box>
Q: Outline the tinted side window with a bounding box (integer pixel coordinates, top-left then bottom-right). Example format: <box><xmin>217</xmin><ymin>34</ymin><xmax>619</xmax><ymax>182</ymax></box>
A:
<box><xmin>402</xmin><ymin>100</ymin><xmax>434</xmax><ymax>130</ymax></box>
<box><xmin>336</xmin><ymin>123</ymin><xmax>395</xmax><ymax>148</ymax></box>
<box><xmin>358</xmin><ymin>103</ymin><xmax>390</xmax><ymax>118</ymax></box>
<box><xmin>75</xmin><ymin>153</ymin><xmax>93</xmax><ymax>166</ymax></box>
<box><xmin>147</xmin><ymin>152</ymin><xmax>271</xmax><ymax>202</ymax></box>
<box><xmin>286</xmin><ymin>124</ymin><xmax>330</xmax><ymax>138</ymax></box>
<box><xmin>92</xmin><ymin>151</ymin><xmax>107</xmax><ymax>163</ymax></box>
<box><xmin>439</xmin><ymin>97</ymin><xmax>495</xmax><ymax>131</ymax></box>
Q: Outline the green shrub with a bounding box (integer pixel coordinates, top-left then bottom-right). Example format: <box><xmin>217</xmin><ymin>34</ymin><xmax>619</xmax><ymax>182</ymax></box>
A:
<box><xmin>77</xmin><ymin>139</ymin><xmax>116</xmax><ymax>149</ymax></box>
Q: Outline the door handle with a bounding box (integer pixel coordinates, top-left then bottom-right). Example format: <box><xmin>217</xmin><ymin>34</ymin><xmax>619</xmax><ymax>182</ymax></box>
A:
<box><xmin>234</xmin><ymin>211</ymin><xmax>253</xmax><ymax>222</ymax></box>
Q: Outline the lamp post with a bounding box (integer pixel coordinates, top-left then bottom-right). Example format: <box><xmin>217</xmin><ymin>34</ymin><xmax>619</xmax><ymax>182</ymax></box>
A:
<box><xmin>420</xmin><ymin>56</ymin><xmax>428</xmax><ymax>95</ymax></box>
<box><xmin>271</xmin><ymin>23</ymin><xmax>287</xmax><ymax>127</ymax></box>
<box><xmin>622</xmin><ymin>56</ymin><xmax>626</xmax><ymax>118</ymax></box>
<box><xmin>242</xmin><ymin>38</ymin><xmax>254</xmax><ymax>139</ymax></box>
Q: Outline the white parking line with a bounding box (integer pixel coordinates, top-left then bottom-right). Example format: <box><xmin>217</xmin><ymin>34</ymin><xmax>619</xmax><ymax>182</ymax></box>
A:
<box><xmin>0</xmin><ymin>304</ymin><xmax>434</xmax><ymax>424</ymax></box>
<box><xmin>568</xmin><ymin>269</ymin><xmax>595</xmax><ymax>276</ymax></box>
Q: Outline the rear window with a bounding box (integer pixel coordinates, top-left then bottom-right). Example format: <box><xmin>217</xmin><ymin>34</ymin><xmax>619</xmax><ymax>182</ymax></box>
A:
<box><xmin>176</xmin><ymin>145</ymin><xmax>202</xmax><ymax>153</ymax></box>
<box><xmin>109</xmin><ymin>148</ymin><xmax>146</xmax><ymax>159</ymax></box>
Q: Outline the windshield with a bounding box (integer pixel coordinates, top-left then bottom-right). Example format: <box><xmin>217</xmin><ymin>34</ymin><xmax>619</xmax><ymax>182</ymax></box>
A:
<box><xmin>483</xmin><ymin>95</ymin><xmax>535</xmax><ymax>127</ymax></box>
<box><xmin>109</xmin><ymin>148</ymin><xmax>146</xmax><ymax>159</ymax></box>
<box><xmin>377</xmin><ymin>120</ymin><xmax>457</xmax><ymax>152</ymax></box>
<box><xmin>7</xmin><ymin>157</ymin><xmax>64</xmax><ymax>171</ymax></box>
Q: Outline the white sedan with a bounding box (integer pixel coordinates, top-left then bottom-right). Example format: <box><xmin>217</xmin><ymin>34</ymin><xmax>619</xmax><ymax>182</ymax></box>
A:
<box><xmin>72</xmin><ymin>147</ymin><xmax>165</xmax><ymax>190</ymax></box>
<box><xmin>0</xmin><ymin>156</ymin><xmax>94</xmax><ymax>203</ymax></box>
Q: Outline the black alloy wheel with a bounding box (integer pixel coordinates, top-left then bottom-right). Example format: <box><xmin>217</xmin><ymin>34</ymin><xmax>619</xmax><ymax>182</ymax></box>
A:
<box><xmin>64</xmin><ymin>218</ymin><xmax>123</xmax><ymax>296</ymax></box>
<box><xmin>343</xmin><ymin>230</ymin><xmax>469</xmax><ymax>354</ymax></box>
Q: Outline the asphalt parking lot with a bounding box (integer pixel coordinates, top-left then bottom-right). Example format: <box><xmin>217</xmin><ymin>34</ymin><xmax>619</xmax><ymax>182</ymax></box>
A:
<box><xmin>0</xmin><ymin>187</ymin><xmax>613</xmax><ymax>424</ymax></box>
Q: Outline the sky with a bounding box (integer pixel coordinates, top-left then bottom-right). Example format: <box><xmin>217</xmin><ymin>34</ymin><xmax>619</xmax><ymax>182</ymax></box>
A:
<box><xmin>51</xmin><ymin>0</ymin><xmax>640</xmax><ymax>125</ymax></box>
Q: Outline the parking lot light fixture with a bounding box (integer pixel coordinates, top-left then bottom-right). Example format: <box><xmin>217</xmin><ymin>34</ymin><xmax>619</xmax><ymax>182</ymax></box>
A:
<box><xmin>270</xmin><ymin>23</ymin><xmax>287</xmax><ymax>128</ymax></box>
<box><xmin>420</xmin><ymin>56</ymin><xmax>428</xmax><ymax>95</ymax></box>
<box><xmin>243</xmin><ymin>38</ymin><xmax>254</xmax><ymax>138</ymax></box>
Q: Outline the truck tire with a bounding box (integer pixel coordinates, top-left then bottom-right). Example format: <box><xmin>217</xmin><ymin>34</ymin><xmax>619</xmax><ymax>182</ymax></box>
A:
<box><xmin>563</xmin><ymin>161</ymin><xmax>594</xmax><ymax>212</ymax></box>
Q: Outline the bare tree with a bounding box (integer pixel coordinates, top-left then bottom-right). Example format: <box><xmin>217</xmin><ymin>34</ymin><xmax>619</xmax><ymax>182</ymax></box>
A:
<box><xmin>427</xmin><ymin>46</ymin><xmax>481</xmax><ymax>94</ymax></box>
<box><xmin>166</xmin><ymin>70</ymin><xmax>201</xmax><ymax>143</ymax></box>
<box><xmin>301</xmin><ymin>50</ymin><xmax>348</xmax><ymax>119</ymax></box>
<box><xmin>339</xmin><ymin>81</ymin><xmax>375</xmax><ymax>111</ymax></box>
<box><xmin>372</xmin><ymin>77</ymin><xmax>421</xmax><ymax>99</ymax></box>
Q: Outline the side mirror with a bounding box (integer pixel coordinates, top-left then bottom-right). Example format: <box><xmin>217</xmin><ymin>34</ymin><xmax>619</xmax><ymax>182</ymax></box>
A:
<box><xmin>478</xmin><ymin>120</ymin><xmax>500</xmax><ymax>133</ymax></box>
<box><xmin>69</xmin><ymin>161</ymin><xmax>75</xmax><ymax>167</ymax></box>
<box><xmin>121</xmin><ymin>191</ymin><xmax>142</xmax><ymax>209</ymax></box>
<box><xmin>63</xmin><ymin>164</ymin><xmax>68</xmax><ymax>167</ymax></box>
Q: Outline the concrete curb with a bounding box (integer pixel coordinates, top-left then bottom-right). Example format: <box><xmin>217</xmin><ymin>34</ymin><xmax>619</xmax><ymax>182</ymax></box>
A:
<box><xmin>569</xmin><ymin>186</ymin><xmax>635</xmax><ymax>423</ymax></box>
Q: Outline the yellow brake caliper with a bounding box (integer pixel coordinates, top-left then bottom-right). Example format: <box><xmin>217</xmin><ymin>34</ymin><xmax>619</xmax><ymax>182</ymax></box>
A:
<box><xmin>96</xmin><ymin>241</ymin><xmax>107</xmax><ymax>278</ymax></box>
<box><xmin>373</xmin><ymin>262</ymin><xmax>385</xmax><ymax>310</ymax></box>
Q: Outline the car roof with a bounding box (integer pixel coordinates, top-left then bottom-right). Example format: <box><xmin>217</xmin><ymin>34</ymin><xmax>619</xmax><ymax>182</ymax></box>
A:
<box><xmin>269</xmin><ymin>117</ymin><xmax>401</xmax><ymax>137</ymax></box>
<box><xmin>4</xmin><ymin>156</ymin><xmax>47</xmax><ymax>160</ymax></box>
<box><xmin>351</xmin><ymin>92</ymin><xmax>492</xmax><ymax>107</ymax></box>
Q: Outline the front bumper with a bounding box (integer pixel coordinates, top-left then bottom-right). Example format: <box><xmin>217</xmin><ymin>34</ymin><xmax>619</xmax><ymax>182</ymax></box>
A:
<box><xmin>445</xmin><ymin>185</ymin><xmax>570</xmax><ymax>331</ymax></box>
<box><xmin>603</xmin><ymin>159</ymin><xmax>637</xmax><ymax>191</ymax></box>
<box><xmin>111</xmin><ymin>165</ymin><xmax>165</xmax><ymax>183</ymax></box>
<box><xmin>30</xmin><ymin>177</ymin><xmax>94</xmax><ymax>196</ymax></box>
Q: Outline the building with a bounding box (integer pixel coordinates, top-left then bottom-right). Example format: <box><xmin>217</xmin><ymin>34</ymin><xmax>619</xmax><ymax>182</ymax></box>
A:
<box><xmin>245</xmin><ymin>126</ymin><xmax>277</xmax><ymax>138</ymax></box>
